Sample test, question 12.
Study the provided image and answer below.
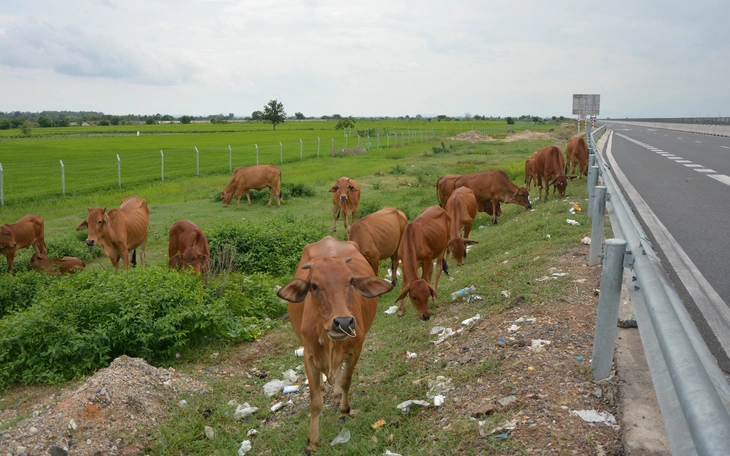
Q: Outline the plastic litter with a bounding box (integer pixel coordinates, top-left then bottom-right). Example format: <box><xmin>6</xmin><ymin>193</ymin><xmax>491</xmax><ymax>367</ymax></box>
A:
<box><xmin>205</xmin><ymin>426</ymin><xmax>215</xmax><ymax>439</ymax></box>
<box><xmin>499</xmin><ymin>338</ymin><xmax>505</xmax><ymax>344</ymax></box>
<box><xmin>330</xmin><ymin>429</ymin><xmax>351</xmax><ymax>446</ymax></box>
<box><xmin>572</xmin><ymin>409</ymin><xmax>617</xmax><ymax>424</ymax></box>
<box><xmin>283</xmin><ymin>385</ymin><xmax>300</xmax><ymax>393</ymax></box>
<box><xmin>433</xmin><ymin>395</ymin><xmax>445</xmax><ymax>406</ymax></box>
<box><xmin>270</xmin><ymin>401</ymin><xmax>285</xmax><ymax>412</ymax></box>
<box><xmin>430</xmin><ymin>326</ymin><xmax>446</xmax><ymax>335</ymax></box>
<box><xmin>282</xmin><ymin>369</ymin><xmax>298</xmax><ymax>383</ymax></box>
<box><xmin>577</xmin><ymin>356</ymin><xmax>584</xmax><ymax>361</ymax></box>
<box><xmin>546</xmin><ymin>234</ymin><xmax>551</xmax><ymax>239</ymax></box>
<box><xmin>384</xmin><ymin>451</ymin><xmax>402</xmax><ymax>456</ymax></box>
<box><xmin>573</xmin><ymin>203</ymin><xmax>582</xmax><ymax>212</ymax></box>
<box><xmin>467</xmin><ymin>295</ymin><xmax>483</xmax><ymax>303</ymax></box>
<box><xmin>490</xmin><ymin>433</ymin><xmax>510</xmax><ymax>439</ymax></box>
<box><xmin>371</xmin><ymin>419</ymin><xmax>386</xmax><ymax>429</ymax></box>
<box><xmin>238</xmin><ymin>440</ymin><xmax>252</xmax><ymax>456</ymax></box>
<box><xmin>428</xmin><ymin>376</ymin><xmax>453</xmax><ymax>398</ymax></box>
<box><xmin>451</xmin><ymin>285</ymin><xmax>476</xmax><ymax>300</ymax></box>
<box><xmin>294</xmin><ymin>347</ymin><xmax>304</xmax><ymax>357</ymax></box>
<box><xmin>566</xmin><ymin>219</ymin><xmax>580</xmax><ymax>226</ymax></box>
<box><xmin>406</xmin><ymin>351</ymin><xmax>417</xmax><ymax>359</ymax></box>
<box><xmin>461</xmin><ymin>314</ymin><xmax>481</xmax><ymax>325</ymax></box>
<box><xmin>501</xmin><ymin>290</ymin><xmax>510</xmax><ymax>299</ymax></box>
<box><xmin>581</xmin><ymin>236</ymin><xmax>591</xmax><ymax>245</ymax></box>
<box><xmin>247</xmin><ymin>429</ymin><xmax>259</xmax><ymax>437</ymax></box>
<box><xmin>432</xmin><ymin>327</ymin><xmax>456</xmax><ymax>345</ymax></box>
<box><xmin>507</xmin><ymin>324</ymin><xmax>520</xmax><ymax>332</ymax></box>
<box><xmin>529</xmin><ymin>339</ymin><xmax>551</xmax><ymax>352</ymax></box>
<box><xmin>233</xmin><ymin>403</ymin><xmax>259</xmax><ymax>419</ymax></box>
<box><xmin>263</xmin><ymin>379</ymin><xmax>292</xmax><ymax>396</ymax></box>
<box><xmin>513</xmin><ymin>317</ymin><xmax>536</xmax><ymax>323</ymax></box>
<box><xmin>384</xmin><ymin>305</ymin><xmax>399</xmax><ymax>315</ymax></box>
<box><xmin>396</xmin><ymin>399</ymin><xmax>431</xmax><ymax>414</ymax></box>
<box><xmin>552</xmin><ymin>272</ymin><xmax>568</xmax><ymax>277</ymax></box>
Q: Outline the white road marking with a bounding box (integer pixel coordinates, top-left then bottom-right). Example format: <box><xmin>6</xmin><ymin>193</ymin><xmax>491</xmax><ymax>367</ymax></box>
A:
<box><xmin>695</xmin><ymin>141</ymin><xmax>702</xmax><ymax>143</ymax></box>
<box><xmin>695</xmin><ymin>169</ymin><xmax>716</xmax><ymax>173</ymax></box>
<box><xmin>668</xmin><ymin>157</ymin><xmax>684</xmax><ymax>160</ymax></box>
<box><xmin>722</xmin><ymin>146</ymin><xmax>730</xmax><ymax>150</ymax></box>
<box><xmin>708</xmin><ymin>174</ymin><xmax>730</xmax><ymax>186</ymax></box>
<box><xmin>684</xmin><ymin>164</ymin><xmax>703</xmax><ymax>168</ymax></box>
<box><xmin>676</xmin><ymin>160</ymin><xmax>692</xmax><ymax>163</ymax></box>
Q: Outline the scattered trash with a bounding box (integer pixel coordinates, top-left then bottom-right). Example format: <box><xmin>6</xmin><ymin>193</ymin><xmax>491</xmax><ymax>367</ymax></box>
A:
<box><xmin>371</xmin><ymin>419</ymin><xmax>386</xmax><ymax>429</ymax></box>
<box><xmin>282</xmin><ymin>369</ymin><xmax>298</xmax><ymax>383</ymax></box>
<box><xmin>577</xmin><ymin>356</ymin><xmax>584</xmax><ymax>361</ymax></box>
<box><xmin>498</xmin><ymin>338</ymin><xmax>505</xmax><ymax>344</ymax></box>
<box><xmin>498</xmin><ymin>396</ymin><xmax>517</xmax><ymax>407</ymax></box>
<box><xmin>433</xmin><ymin>395</ymin><xmax>445</xmax><ymax>406</ymax></box>
<box><xmin>527</xmin><ymin>366</ymin><xmax>535</xmax><ymax>372</ymax></box>
<box><xmin>384</xmin><ymin>451</ymin><xmax>402</xmax><ymax>456</ymax></box>
<box><xmin>263</xmin><ymin>379</ymin><xmax>292</xmax><ymax>396</ymax></box>
<box><xmin>569</xmin><ymin>207</ymin><xmax>576</xmax><ymax>215</ymax></box>
<box><xmin>238</xmin><ymin>440</ymin><xmax>252</xmax><ymax>456</ymax></box>
<box><xmin>478</xmin><ymin>225</ymin><xmax>486</xmax><ymax>230</ymax></box>
<box><xmin>69</xmin><ymin>419</ymin><xmax>77</xmax><ymax>431</ymax></box>
<box><xmin>581</xmin><ymin>236</ymin><xmax>591</xmax><ymax>245</ymax></box>
<box><xmin>572</xmin><ymin>409</ymin><xmax>617</xmax><ymax>425</ymax></box>
<box><xmin>432</xmin><ymin>327</ymin><xmax>456</xmax><ymax>345</ymax></box>
<box><xmin>397</xmin><ymin>399</ymin><xmax>431</xmax><ymax>414</ymax></box>
<box><xmin>178</xmin><ymin>400</ymin><xmax>188</xmax><ymax>408</ymax></box>
<box><xmin>247</xmin><ymin>429</ymin><xmax>259</xmax><ymax>437</ymax></box>
<box><xmin>513</xmin><ymin>317</ymin><xmax>536</xmax><ymax>323</ymax></box>
<box><xmin>535</xmin><ymin>276</ymin><xmax>552</xmax><ymax>282</ymax></box>
<box><xmin>384</xmin><ymin>305</ymin><xmax>399</xmax><ymax>314</ymax></box>
<box><xmin>573</xmin><ymin>204</ymin><xmax>582</xmax><ymax>212</ymax></box>
<box><xmin>330</xmin><ymin>429</ymin><xmax>351</xmax><ymax>446</ymax></box>
<box><xmin>234</xmin><ymin>403</ymin><xmax>259</xmax><ymax>419</ymax></box>
<box><xmin>294</xmin><ymin>347</ymin><xmax>304</xmax><ymax>357</ymax></box>
<box><xmin>478</xmin><ymin>419</ymin><xmax>517</xmax><ymax>437</ymax></box>
<box><xmin>283</xmin><ymin>385</ymin><xmax>300</xmax><ymax>393</ymax></box>
<box><xmin>430</xmin><ymin>326</ymin><xmax>446</xmax><ymax>335</ymax></box>
<box><xmin>566</xmin><ymin>219</ymin><xmax>580</xmax><ymax>226</ymax></box>
<box><xmin>451</xmin><ymin>285</ymin><xmax>477</xmax><ymax>300</ymax></box>
<box><xmin>546</xmin><ymin>234</ymin><xmax>551</xmax><ymax>239</ymax></box>
<box><xmin>507</xmin><ymin>324</ymin><xmax>520</xmax><ymax>333</ymax></box>
<box><xmin>205</xmin><ymin>426</ymin><xmax>216</xmax><ymax>439</ymax></box>
<box><xmin>467</xmin><ymin>295</ymin><xmax>483</xmax><ymax>303</ymax></box>
<box><xmin>529</xmin><ymin>339</ymin><xmax>551</xmax><ymax>352</ymax></box>
<box><xmin>406</xmin><ymin>351</ymin><xmax>417</xmax><ymax>359</ymax></box>
<box><xmin>461</xmin><ymin>314</ymin><xmax>481</xmax><ymax>325</ymax></box>
<box><xmin>490</xmin><ymin>433</ymin><xmax>510</xmax><ymax>440</ymax></box>
<box><xmin>552</xmin><ymin>272</ymin><xmax>568</xmax><ymax>277</ymax></box>
<box><xmin>428</xmin><ymin>376</ymin><xmax>454</xmax><ymax>397</ymax></box>
<box><xmin>270</xmin><ymin>402</ymin><xmax>285</xmax><ymax>412</ymax></box>
<box><xmin>501</xmin><ymin>290</ymin><xmax>511</xmax><ymax>299</ymax></box>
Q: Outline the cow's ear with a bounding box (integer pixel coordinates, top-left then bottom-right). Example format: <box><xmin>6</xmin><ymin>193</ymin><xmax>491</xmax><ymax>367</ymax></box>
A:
<box><xmin>76</xmin><ymin>220</ymin><xmax>88</xmax><ymax>231</ymax></box>
<box><xmin>87</xmin><ymin>207</ymin><xmax>92</xmax><ymax>212</ymax></box>
<box><xmin>354</xmin><ymin>276</ymin><xmax>393</xmax><ymax>298</ymax></box>
<box><xmin>395</xmin><ymin>283</ymin><xmax>411</xmax><ymax>302</ymax></box>
<box><xmin>464</xmin><ymin>239</ymin><xmax>479</xmax><ymax>245</ymax></box>
<box><xmin>348</xmin><ymin>185</ymin><xmax>358</xmax><ymax>192</ymax></box>
<box><xmin>328</xmin><ymin>185</ymin><xmax>338</xmax><ymax>193</ymax></box>
<box><xmin>277</xmin><ymin>279</ymin><xmax>309</xmax><ymax>303</ymax></box>
<box><xmin>103</xmin><ymin>207</ymin><xmax>107</xmax><ymax>213</ymax></box>
<box><xmin>429</xmin><ymin>284</ymin><xmax>437</xmax><ymax>302</ymax></box>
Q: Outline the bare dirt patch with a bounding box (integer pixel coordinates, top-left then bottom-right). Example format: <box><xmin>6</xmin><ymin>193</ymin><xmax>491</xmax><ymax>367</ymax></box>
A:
<box><xmin>448</xmin><ymin>130</ymin><xmax>496</xmax><ymax>143</ymax></box>
<box><xmin>503</xmin><ymin>130</ymin><xmax>558</xmax><ymax>142</ymax></box>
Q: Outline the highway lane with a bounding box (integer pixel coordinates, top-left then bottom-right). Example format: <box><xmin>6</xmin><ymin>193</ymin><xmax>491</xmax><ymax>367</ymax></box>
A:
<box><xmin>604</xmin><ymin>123</ymin><xmax>730</xmax><ymax>370</ymax></box>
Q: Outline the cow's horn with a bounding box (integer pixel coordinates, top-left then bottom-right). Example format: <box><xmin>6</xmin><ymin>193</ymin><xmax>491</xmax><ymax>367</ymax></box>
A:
<box><xmin>343</xmin><ymin>257</ymin><xmax>352</xmax><ymax>263</ymax></box>
<box><xmin>301</xmin><ymin>263</ymin><xmax>313</xmax><ymax>270</ymax></box>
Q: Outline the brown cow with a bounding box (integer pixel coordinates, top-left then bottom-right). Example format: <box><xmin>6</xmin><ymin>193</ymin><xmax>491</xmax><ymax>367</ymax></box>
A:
<box><xmin>29</xmin><ymin>253</ymin><xmax>85</xmax><ymax>275</ymax></box>
<box><xmin>277</xmin><ymin>236</ymin><xmax>392</xmax><ymax>451</ymax></box>
<box><xmin>168</xmin><ymin>220</ymin><xmax>210</xmax><ymax>276</ymax></box>
<box><xmin>444</xmin><ymin>187</ymin><xmax>479</xmax><ymax>266</ymax></box>
<box><xmin>524</xmin><ymin>151</ymin><xmax>538</xmax><ymax>191</ymax></box>
<box><xmin>437</xmin><ymin>173</ymin><xmax>499</xmax><ymax>217</ymax></box>
<box><xmin>533</xmin><ymin>146</ymin><xmax>576</xmax><ymax>200</ymax></box>
<box><xmin>221</xmin><ymin>164</ymin><xmax>282</xmax><ymax>207</ymax></box>
<box><xmin>453</xmin><ymin>170</ymin><xmax>532</xmax><ymax>224</ymax></box>
<box><xmin>330</xmin><ymin>177</ymin><xmax>360</xmax><ymax>232</ymax></box>
<box><xmin>348</xmin><ymin>206</ymin><xmax>407</xmax><ymax>283</ymax></box>
<box><xmin>566</xmin><ymin>136</ymin><xmax>589</xmax><ymax>178</ymax></box>
<box><xmin>76</xmin><ymin>195</ymin><xmax>150</xmax><ymax>271</ymax></box>
<box><xmin>0</xmin><ymin>215</ymin><xmax>47</xmax><ymax>274</ymax></box>
<box><xmin>395</xmin><ymin>206</ymin><xmax>451</xmax><ymax>320</ymax></box>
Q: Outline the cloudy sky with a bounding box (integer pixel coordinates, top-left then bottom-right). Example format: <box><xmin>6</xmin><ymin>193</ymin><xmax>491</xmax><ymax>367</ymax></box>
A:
<box><xmin>1</xmin><ymin>0</ymin><xmax>728</xmax><ymax>118</ymax></box>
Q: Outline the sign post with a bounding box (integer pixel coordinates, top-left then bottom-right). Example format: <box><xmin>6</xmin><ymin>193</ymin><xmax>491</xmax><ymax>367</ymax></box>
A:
<box><xmin>573</xmin><ymin>94</ymin><xmax>601</xmax><ymax>132</ymax></box>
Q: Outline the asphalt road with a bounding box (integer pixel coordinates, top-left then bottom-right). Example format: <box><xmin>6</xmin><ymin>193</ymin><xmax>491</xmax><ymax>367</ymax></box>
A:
<box><xmin>604</xmin><ymin>123</ymin><xmax>730</xmax><ymax>371</ymax></box>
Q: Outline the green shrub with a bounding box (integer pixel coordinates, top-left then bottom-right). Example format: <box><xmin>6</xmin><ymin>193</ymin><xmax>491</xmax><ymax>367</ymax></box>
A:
<box><xmin>356</xmin><ymin>198</ymin><xmax>387</xmax><ymax>218</ymax></box>
<box><xmin>47</xmin><ymin>234</ymin><xmax>103</xmax><ymax>262</ymax></box>
<box><xmin>281</xmin><ymin>182</ymin><xmax>315</xmax><ymax>199</ymax></box>
<box><xmin>390</xmin><ymin>164</ymin><xmax>406</xmax><ymax>175</ymax></box>
<box><xmin>0</xmin><ymin>272</ymin><xmax>54</xmax><ymax>318</ymax></box>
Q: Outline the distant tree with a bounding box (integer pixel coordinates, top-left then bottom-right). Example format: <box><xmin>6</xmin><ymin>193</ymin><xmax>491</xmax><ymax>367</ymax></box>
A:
<box><xmin>110</xmin><ymin>117</ymin><xmax>120</xmax><ymax>126</ymax></box>
<box><xmin>99</xmin><ymin>119</ymin><xmax>110</xmax><ymax>126</ymax></box>
<box><xmin>321</xmin><ymin>115</ymin><xmax>332</xmax><ymax>120</ymax></box>
<box><xmin>161</xmin><ymin>115</ymin><xmax>174</xmax><ymax>121</ymax></box>
<box><xmin>38</xmin><ymin>116</ymin><xmax>53</xmax><ymax>127</ymax></box>
<box><xmin>180</xmin><ymin>116</ymin><xmax>192</xmax><ymax>124</ymax></box>
<box><xmin>0</xmin><ymin>120</ymin><xmax>10</xmax><ymax>130</ymax></box>
<box><xmin>56</xmin><ymin>117</ymin><xmax>70</xmax><ymax>127</ymax></box>
<box><xmin>228</xmin><ymin>113</ymin><xmax>234</xmax><ymax>120</ymax></box>
<box><xmin>416</xmin><ymin>114</ymin><xmax>423</xmax><ymax>119</ymax></box>
<box><xmin>464</xmin><ymin>112</ymin><xmax>472</xmax><ymax>120</ymax></box>
<box><xmin>335</xmin><ymin>116</ymin><xmax>356</xmax><ymax>130</ymax></box>
<box><xmin>145</xmin><ymin>117</ymin><xmax>156</xmax><ymax>125</ymax></box>
<box><xmin>20</xmin><ymin>120</ymin><xmax>32</xmax><ymax>136</ymax></box>
<box><xmin>10</xmin><ymin>118</ymin><xmax>24</xmax><ymax>128</ymax></box>
<box><xmin>251</xmin><ymin>110</ymin><xmax>263</xmax><ymax>121</ymax></box>
<box><xmin>262</xmin><ymin>99</ymin><xmax>286</xmax><ymax>130</ymax></box>
<box><xmin>295</xmin><ymin>112</ymin><xmax>305</xmax><ymax>120</ymax></box>
<box><xmin>506</xmin><ymin>117</ymin><xmax>515</xmax><ymax>125</ymax></box>
<box><xmin>332</xmin><ymin>114</ymin><xmax>342</xmax><ymax>119</ymax></box>
<box><xmin>532</xmin><ymin>116</ymin><xmax>541</xmax><ymax>124</ymax></box>
<box><xmin>437</xmin><ymin>115</ymin><xmax>447</xmax><ymax>122</ymax></box>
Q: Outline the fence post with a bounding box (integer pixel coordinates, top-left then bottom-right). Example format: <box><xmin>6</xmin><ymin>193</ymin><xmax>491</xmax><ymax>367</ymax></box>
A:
<box><xmin>387</xmin><ymin>134</ymin><xmax>390</xmax><ymax>148</ymax></box>
<box><xmin>279</xmin><ymin>142</ymin><xmax>283</xmax><ymax>164</ymax></box>
<box><xmin>587</xmin><ymin>165</ymin><xmax>599</xmax><ymax>214</ymax></box>
<box><xmin>160</xmin><ymin>150</ymin><xmax>164</xmax><ymax>182</ymax></box>
<box><xmin>591</xmin><ymin>238</ymin><xmax>627</xmax><ymax>380</ymax></box>
<box><xmin>255</xmin><ymin>144</ymin><xmax>259</xmax><ymax>165</ymax></box>
<box><xmin>331</xmin><ymin>138</ymin><xmax>334</xmax><ymax>155</ymax></box>
<box><xmin>377</xmin><ymin>134</ymin><xmax>380</xmax><ymax>149</ymax></box>
<box><xmin>357</xmin><ymin>135</ymin><xmax>361</xmax><ymax>148</ymax></box>
<box><xmin>300</xmin><ymin>139</ymin><xmax>303</xmax><ymax>159</ymax></box>
<box><xmin>195</xmin><ymin>146</ymin><xmax>200</xmax><ymax>176</ymax></box>
<box><xmin>228</xmin><ymin>145</ymin><xmax>232</xmax><ymax>172</ymax></box>
<box><xmin>117</xmin><ymin>154</ymin><xmax>121</xmax><ymax>188</ymax></box>
<box><xmin>345</xmin><ymin>133</ymin><xmax>348</xmax><ymax>149</ymax></box>
<box><xmin>0</xmin><ymin>163</ymin><xmax>4</xmax><ymax>207</ymax></box>
<box><xmin>60</xmin><ymin>160</ymin><xmax>65</xmax><ymax>196</ymax></box>
<box><xmin>589</xmin><ymin>186</ymin><xmax>607</xmax><ymax>265</ymax></box>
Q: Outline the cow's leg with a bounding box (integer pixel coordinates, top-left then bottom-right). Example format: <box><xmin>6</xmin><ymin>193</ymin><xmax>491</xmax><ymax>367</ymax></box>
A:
<box><xmin>168</xmin><ymin>237</ymin><xmax>180</xmax><ymax>269</ymax></box>
<box><xmin>235</xmin><ymin>191</ymin><xmax>244</xmax><ymax>207</ymax></box>
<box><xmin>463</xmin><ymin>220</ymin><xmax>473</xmax><ymax>239</ymax></box>
<box><xmin>139</xmin><ymin>240</ymin><xmax>147</xmax><ymax>267</ymax></box>
<box><xmin>434</xmin><ymin>250</ymin><xmax>446</xmax><ymax>292</ymax></box>
<box><xmin>397</xmin><ymin>296</ymin><xmax>408</xmax><ymax>317</ymax></box>
<box><xmin>304</xmin><ymin>358</ymin><xmax>323</xmax><ymax>450</ymax></box>
<box><xmin>119</xmin><ymin>250</ymin><xmax>128</xmax><ymax>271</ymax></box>
<box><xmin>245</xmin><ymin>190</ymin><xmax>252</xmax><ymax>206</ymax></box>
<box><xmin>266</xmin><ymin>187</ymin><xmax>274</xmax><ymax>206</ymax></box>
<box><xmin>332</xmin><ymin>207</ymin><xmax>340</xmax><ymax>232</ymax></box>
<box><xmin>389</xmin><ymin>253</ymin><xmax>398</xmax><ymax>285</ymax></box>
<box><xmin>491</xmin><ymin>200</ymin><xmax>499</xmax><ymax>224</ymax></box>
<box><xmin>5</xmin><ymin>251</ymin><xmax>15</xmax><ymax>274</ymax></box>
<box><xmin>336</xmin><ymin>354</ymin><xmax>357</xmax><ymax>420</ymax></box>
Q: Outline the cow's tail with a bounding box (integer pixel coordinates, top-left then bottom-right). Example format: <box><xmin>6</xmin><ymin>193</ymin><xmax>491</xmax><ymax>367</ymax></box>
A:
<box><xmin>278</xmin><ymin>168</ymin><xmax>283</xmax><ymax>201</ymax></box>
<box><xmin>442</xmin><ymin>257</ymin><xmax>449</xmax><ymax>276</ymax></box>
<box><xmin>131</xmin><ymin>249</ymin><xmax>137</xmax><ymax>267</ymax></box>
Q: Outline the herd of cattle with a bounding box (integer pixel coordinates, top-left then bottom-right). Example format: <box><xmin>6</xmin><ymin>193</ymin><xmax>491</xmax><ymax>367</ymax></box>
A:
<box><xmin>0</xmin><ymin>135</ymin><xmax>588</xmax><ymax>450</ymax></box>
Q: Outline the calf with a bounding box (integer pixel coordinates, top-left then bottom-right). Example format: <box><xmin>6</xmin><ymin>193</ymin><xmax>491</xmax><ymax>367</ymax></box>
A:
<box><xmin>29</xmin><ymin>253</ymin><xmax>85</xmax><ymax>275</ymax></box>
<box><xmin>566</xmin><ymin>136</ymin><xmax>589</xmax><ymax>178</ymax></box>
<box><xmin>168</xmin><ymin>220</ymin><xmax>210</xmax><ymax>276</ymax></box>
<box><xmin>348</xmin><ymin>206</ymin><xmax>408</xmax><ymax>283</ymax></box>
<box><xmin>221</xmin><ymin>164</ymin><xmax>282</xmax><ymax>207</ymax></box>
<box><xmin>330</xmin><ymin>177</ymin><xmax>360</xmax><ymax>232</ymax></box>
<box><xmin>453</xmin><ymin>170</ymin><xmax>532</xmax><ymax>224</ymax></box>
<box><xmin>277</xmin><ymin>236</ymin><xmax>392</xmax><ymax>451</ymax></box>
<box><xmin>0</xmin><ymin>215</ymin><xmax>47</xmax><ymax>274</ymax></box>
<box><xmin>395</xmin><ymin>206</ymin><xmax>451</xmax><ymax>320</ymax></box>
<box><xmin>444</xmin><ymin>187</ymin><xmax>479</xmax><ymax>266</ymax></box>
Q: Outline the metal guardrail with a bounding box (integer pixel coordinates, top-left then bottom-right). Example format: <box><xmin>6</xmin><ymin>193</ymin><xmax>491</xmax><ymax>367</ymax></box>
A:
<box><xmin>587</xmin><ymin>125</ymin><xmax>730</xmax><ymax>455</ymax></box>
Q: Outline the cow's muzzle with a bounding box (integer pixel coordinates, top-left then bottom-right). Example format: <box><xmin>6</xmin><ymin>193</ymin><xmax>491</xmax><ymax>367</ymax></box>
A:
<box><xmin>421</xmin><ymin>313</ymin><xmax>431</xmax><ymax>321</ymax></box>
<box><xmin>328</xmin><ymin>316</ymin><xmax>356</xmax><ymax>340</ymax></box>
<box><xmin>340</xmin><ymin>194</ymin><xmax>347</xmax><ymax>201</ymax></box>
<box><xmin>85</xmin><ymin>240</ymin><xmax>95</xmax><ymax>247</ymax></box>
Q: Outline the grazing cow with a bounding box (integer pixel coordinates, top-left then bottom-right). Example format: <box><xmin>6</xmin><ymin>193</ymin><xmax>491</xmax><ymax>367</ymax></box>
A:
<box><xmin>566</xmin><ymin>136</ymin><xmax>589</xmax><ymax>178</ymax></box>
<box><xmin>168</xmin><ymin>220</ymin><xmax>210</xmax><ymax>276</ymax></box>
<box><xmin>524</xmin><ymin>152</ymin><xmax>538</xmax><ymax>191</ymax></box>
<box><xmin>395</xmin><ymin>206</ymin><xmax>451</xmax><ymax>320</ymax></box>
<box><xmin>436</xmin><ymin>174</ymin><xmax>461</xmax><ymax>208</ymax></box>
<box><xmin>29</xmin><ymin>253</ymin><xmax>85</xmax><ymax>275</ymax></box>
<box><xmin>453</xmin><ymin>171</ymin><xmax>532</xmax><ymax>224</ymax></box>
<box><xmin>76</xmin><ymin>195</ymin><xmax>150</xmax><ymax>271</ymax></box>
<box><xmin>0</xmin><ymin>215</ymin><xmax>48</xmax><ymax>274</ymax></box>
<box><xmin>348</xmin><ymin>206</ymin><xmax>407</xmax><ymax>283</ymax></box>
<box><xmin>277</xmin><ymin>236</ymin><xmax>392</xmax><ymax>451</ymax></box>
<box><xmin>444</xmin><ymin>187</ymin><xmax>479</xmax><ymax>266</ymax></box>
<box><xmin>330</xmin><ymin>177</ymin><xmax>360</xmax><ymax>233</ymax></box>
<box><xmin>533</xmin><ymin>146</ymin><xmax>576</xmax><ymax>200</ymax></box>
<box><xmin>221</xmin><ymin>164</ymin><xmax>282</xmax><ymax>207</ymax></box>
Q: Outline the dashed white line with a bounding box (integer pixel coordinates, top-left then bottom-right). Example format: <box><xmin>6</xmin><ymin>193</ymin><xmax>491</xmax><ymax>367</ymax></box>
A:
<box><xmin>708</xmin><ymin>174</ymin><xmax>730</xmax><ymax>186</ymax></box>
<box><xmin>695</xmin><ymin>141</ymin><xmax>702</xmax><ymax>143</ymax></box>
<box><xmin>676</xmin><ymin>160</ymin><xmax>692</xmax><ymax>163</ymax></box>
<box><xmin>668</xmin><ymin>157</ymin><xmax>684</xmax><ymax>160</ymax></box>
<box><xmin>695</xmin><ymin>169</ymin><xmax>716</xmax><ymax>173</ymax></box>
<box><xmin>722</xmin><ymin>146</ymin><xmax>730</xmax><ymax>150</ymax></box>
<box><xmin>684</xmin><ymin>164</ymin><xmax>703</xmax><ymax>168</ymax></box>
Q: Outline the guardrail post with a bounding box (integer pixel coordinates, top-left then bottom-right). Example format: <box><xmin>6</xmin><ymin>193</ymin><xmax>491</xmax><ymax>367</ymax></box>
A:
<box><xmin>591</xmin><ymin>238</ymin><xmax>627</xmax><ymax>380</ymax></box>
<box><xmin>160</xmin><ymin>150</ymin><xmax>164</xmax><ymax>182</ymax></box>
<box><xmin>117</xmin><ymin>154</ymin><xmax>121</xmax><ymax>188</ymax></box>
<box><xmin>587</xmin><ymin>165</ymin><xmax>599</xmax><ymax>214</ymax></box>
<box><xmin>1</xmin><ymin>163</ymin><xmax>5</xmax><ymax>207</ymax></box>
<box><xmin>589</xmin><ymin>186</ymin><xmax>607</xmax><ymax>265</ymax></box>
<box><xmin>60</xmin><ymin>160</ymin><xmax>65</xmax><ymax>196</ymax></box>
<box><xmin>195</xmin><ymin>146</ymin><xmax>200</xmax><ymax>176</ymax></box>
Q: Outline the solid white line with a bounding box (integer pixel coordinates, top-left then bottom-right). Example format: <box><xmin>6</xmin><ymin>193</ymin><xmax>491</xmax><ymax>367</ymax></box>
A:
<box><xmin>695</xmin><ymin>169</ymin><xmax>717</xmax><ymax>173</ymax></box>
<box><xmin>606</xmin><ymin>134</ymin><xmax>730</xmax><ymax>357</ymax></box>
<box><xmin>708</xmin><ymin>174</ymin><xmax>730</xmax><ymax>186</ymax></box>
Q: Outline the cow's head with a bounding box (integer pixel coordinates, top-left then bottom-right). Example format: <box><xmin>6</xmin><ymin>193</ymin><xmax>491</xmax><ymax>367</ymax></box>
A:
<box><xmin>277</xmin><ymin>257</ymin><xmax>392</xmax><ymax>341</ymax></box>
<box><xmin>395</xmin><ymin>278</ymin><xmax>436</xmax><ymax>321</ymax></box>
<box><xmin>547</xmin><ymin>175</ymin><xmax>578</xmax><ymax>198</ymax></box>
<box><xmin>28</xmin><ymin>252</ymin><xmax>47</xmax><ymax>270</ymax></box>
<box><xmin>0</xmin><ymin>224</ymin><xmax>16</xmax><ymax>250</ymax></box>
<box><xmin>182</xmin><ymin>234</ymin><xmax>210</xmax><ymax>275</ymax></box>
<box><xmin>76</xmin><ymin>207</ymin><xmax>108</xmax><ymax>247</ymax></box>
<box><xmin>449</xmin><ymin>238</ymin><xmax>479</xmax><ymax>266</ymax></box>
<box><xmin>512</xmin><ymin>188</ymin><xmax>532</xmax><ymax>210</ymax></box>
<box><xmin>329</xmin><ymin>178</ymin><xmax>358</xmax><ymax>203</ymax></box>
<box><xmin>221</xmin><ymin>190</ymin><xmax>233</xmax><ymax>207</ymax></box>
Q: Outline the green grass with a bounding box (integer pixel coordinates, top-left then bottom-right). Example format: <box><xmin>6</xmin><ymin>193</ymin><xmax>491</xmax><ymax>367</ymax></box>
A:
<box><xmin>0</xmin><ymin>120</ymin><xmax>591</xmax><ymax>454</ymax></box>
